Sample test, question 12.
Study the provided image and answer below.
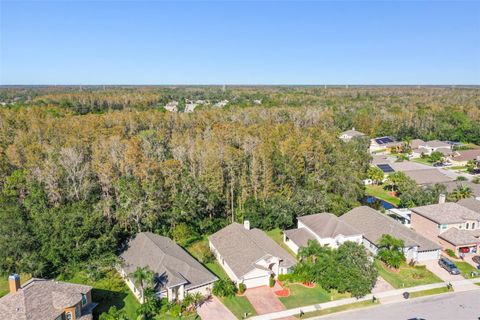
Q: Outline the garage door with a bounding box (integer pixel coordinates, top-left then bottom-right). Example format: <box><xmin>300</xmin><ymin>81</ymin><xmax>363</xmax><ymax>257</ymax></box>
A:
<box><xmin>242</xmin><ymin>275</ymin><xmax>270</xmax><ymax>289</ymax></box>
<box><xmin>417</xmin><ymin>250</ymin><xmax>440</xmax><ymax>262</ymax></box>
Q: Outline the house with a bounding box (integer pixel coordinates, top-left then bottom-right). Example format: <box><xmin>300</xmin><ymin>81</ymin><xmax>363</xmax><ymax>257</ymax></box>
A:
<box><xmin>0</xmin><ymin>275</ymin><xmax>95</xmax><ymax>320</ymax></box>
<box><xmin>411</xmin><ymin>201</ymin><xmax>480</xmax><ymax>256</ymax></box>
<box><xmin>164</xmin><ymin>101</ymin><xmax>179</xmax><ymax>112</ymax></box>
<box><xmin>283</xmin><ymin>213</ymin><xmax>363</xmax><ymax>254</ymax></box>
<box><xmin>417</xmin><ymin>140</ymin><xmax>453</xmax><ymax>156</ymax></box>
<box><xmin>386</xmin><ymin>208</ymin><xmax>412</xmax><ymax>227</ymax></box>
<box><xmin>339</xmin><ymin>128</ymin><xmax>366</xmax><ymax>142</ymax></box>
<box><xmin>409</xmin><ymin>139</ymin><xmax>426</xmax><ymax>150</ymax></box>
<box><xmin>119</xmin><ymin>232</ymin><xmax>217</xmax><ymax>303</ymax></box>
<box><xmin>403</xmin><ymin>169</ymin><xmax>453</xmax><ymax>186</ymax></box>
<box><xmin>448</xmin><ymin>149</ymin><xmax>480</xmax><ymax>167</ymax></box>
<box><xmin>209</xmin><ymin>222</ymin><xmax>296</xmax><ymax>289</ymax></box>
<box><xmin>369</xmin><ymin>136</ymin><xmax>402</xmax><ymax>154</ymax></box>
<box><xmin>339</xmin><ymin>206</ymin><xmax>441</xmax><ymax>262</ymax></box>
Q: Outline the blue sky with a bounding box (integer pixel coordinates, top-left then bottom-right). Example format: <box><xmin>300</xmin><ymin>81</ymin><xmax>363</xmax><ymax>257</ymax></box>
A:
<box><xmin>1</xmin><ymin>1</ymin><xmax>479</xmax><ymax>85</ymax></box>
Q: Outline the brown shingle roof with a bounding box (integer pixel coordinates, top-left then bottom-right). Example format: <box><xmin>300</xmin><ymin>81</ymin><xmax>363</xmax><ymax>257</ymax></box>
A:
<box><xmin>209</xmin><ymin>223</ymin><xmax>296</xmax><ymax>279</ymax></box>
<box><xmin>120</xmin><ymin>232</ymin><xmax>217</xmax><ymax>291</ymax></box>
<box><xmin>451</xmin><ymin>149</ymin><xmax>480</xmax><ymax>162</ymax></box>
<box><xmin>457</xmin><ymin>198</ymin><xmax>480</xmax><ymax>214</ymax></box>
<box><xmin>283</xmin><ymin>228</ymin><xmax>316</xmax><ymax>248</ymax></box>
<box><xmin>0</xmin><ymin>278</ymin><xmax>92</xmax><ymax>320</ymax></box>
<box><xmin>411</xmin><ymin>202</ymin><xmax>480</xmax><ymax>225</ymax></box>
<box><xmin>339</xmin><ymin>206</ymin><xmax>440</xmax><ymax>252</ymax></box>
<box><xmin>442</xmin><ymin>181</ymin><xmax>480</xmax><ymax>198</ymax></box>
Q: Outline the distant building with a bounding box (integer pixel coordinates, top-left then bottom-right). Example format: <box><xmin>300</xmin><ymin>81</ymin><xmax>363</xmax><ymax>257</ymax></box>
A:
<box><xmin>449</xmin><ymin>149</ymin><xmax>480</xmax><ymax>167</ymax></box>
<box><xmin>0</xmin><ymin>275</ymin><xmax>95</xmax><ymax>320</ymax></box>
<box><xmin>339</xmin><ymin>128</ymin><xmax>366</xmax><ymax>142</ymax></box>
<box><xmin>403</xmin><ymin>169</ymin><xmax>453</xmax><ymax>186</ymax></box>
<box><xmin>369</xmin><ymin>136</ymin><xmax>402</xmax><ymax>154</ymax></box>
<box><xmin>164</xmin><ymin>101</ymin><xmax>179</xmax><ymax>112</ymax></box>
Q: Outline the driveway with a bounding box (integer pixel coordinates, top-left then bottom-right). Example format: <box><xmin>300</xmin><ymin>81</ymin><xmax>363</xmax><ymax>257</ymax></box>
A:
<box><xmin>421</xmin><ymin>260</ymin><xmax>463</xmax><ymax>282</ymax></box>
<box><xmin>244</xmin><ymin>286</ymin><xmax>295</xmax><ymax>319</ymax></box>
<box><xmin>463</xmin><ymin>254</ymin><xmax>480</xmax><ymax>269</ymax></box>
<box><xmin>372</xmin><ymin>276</ymin><xmax>394</xmax><ymax>294</ymax></box>
<box><xmin>197</xmin><ymin>296</ymin><xmax>237</xmax><ymax>320</ymax></box>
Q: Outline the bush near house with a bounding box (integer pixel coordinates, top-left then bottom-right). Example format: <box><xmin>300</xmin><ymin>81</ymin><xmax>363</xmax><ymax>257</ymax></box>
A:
<box><xmin>238</xmin><ymin>283</ymin><xmax>246</xmax><ymax>294</ymax></box>
<box><xmin>212</xmin><ymin>278</ymin><xmax>237</xmax><ymax>297</ymax></box>
<box><xmin>446</xmin><ymin>249</ymin><xmax>456</xmax><ymax>258</ymax></box>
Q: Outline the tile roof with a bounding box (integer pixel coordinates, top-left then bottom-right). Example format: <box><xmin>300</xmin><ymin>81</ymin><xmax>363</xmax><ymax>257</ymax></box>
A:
<box><xmin>0</xmin><ymin>278</ymin><xmax>92</xmax><ymax>320</ymax></box>
<box><xmin>403</xmin><ymin>169</ymin><xmax>453</xmax><ymax>185</ymax></box>
<box><xmin>298</xmin><ymin>213</ymin><xmax>361</xmax><ymax>238</ymax></box>
<box><xmin>411</xmin><ymin>202</ymin><xmax>480</xmax><ymax>224</ymax></box>
<box><xmin>438</xmin><ymin>228</ymin><xmax>480</xmax><ymax>246</ymax></box>
<box><xmin>120</xmin><ymin>232</ymin><xmax>217</xmax><ymax>291</ymax></box>
<box><xmin>209</xmin><ymin>223</ymin><xmax>296</xmax><ymax>279</ymax></box>
<box><xmin>339</xmin><ymin>206</ymin><xmax>440</xmax><ymax>252</ymax></box>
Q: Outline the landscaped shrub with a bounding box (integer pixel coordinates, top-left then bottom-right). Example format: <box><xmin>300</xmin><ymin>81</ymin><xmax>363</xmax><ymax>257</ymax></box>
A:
<box><xmin>456</xmin><ymin>176</ymin><xmax>467</xmax><ymax>181</ymax></box>
<box><xmin>238</xmin><ymin>283</ymin><xmax>246</xmax><ymax>294</ymax></box>
<box><xmin>278</xmin><ymin>273</ymin><xmax>295</xmax><ymax>282</ymax></box>
<box><xmin>446</xmin><ymin>249</ymin><xmax>456</xmax><ymax>258</ymax></box>
<box><xmin>212</xmin><ymin>279</ymin><xmax>237</xmax><ymax>297</ymax></box>
<box><xmin>269</xmin><ymin>275</ymin><xmax>275</xmax><ymax>287</ymax></box>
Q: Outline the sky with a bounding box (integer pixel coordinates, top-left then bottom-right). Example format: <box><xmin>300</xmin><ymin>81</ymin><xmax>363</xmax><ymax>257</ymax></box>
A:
<box><xmin>1</xmin><ymin>1</ymin><xmax>479</xmax><ymax>85</ymax></box>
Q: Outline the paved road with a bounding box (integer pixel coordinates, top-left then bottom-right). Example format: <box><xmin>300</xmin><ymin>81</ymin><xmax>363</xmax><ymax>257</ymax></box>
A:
<box><xmin>314</xmin><ymin>291</ymin><xmax>480</xmax><ymax>320</ymax></box>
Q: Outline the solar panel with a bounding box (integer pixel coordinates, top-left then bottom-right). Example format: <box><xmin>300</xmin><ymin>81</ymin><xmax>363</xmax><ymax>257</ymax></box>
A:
<box><xmin>377</xmin><ymin>164</ymin><xmax>395</xmax><ymax>173</ymax></box>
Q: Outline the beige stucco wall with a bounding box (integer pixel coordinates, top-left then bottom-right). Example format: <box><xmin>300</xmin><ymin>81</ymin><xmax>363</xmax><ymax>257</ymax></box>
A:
<box><xmin>411</xmin><ymin>212</ymin><xmax>441</xmax><ymax>243</ymax></box>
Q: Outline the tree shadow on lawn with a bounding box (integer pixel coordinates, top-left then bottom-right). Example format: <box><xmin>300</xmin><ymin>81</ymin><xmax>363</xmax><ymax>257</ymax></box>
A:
<box><xmin>92</xmin><ymin>288</ymin><xmax>128</xmax><ymax>319</ymax></box>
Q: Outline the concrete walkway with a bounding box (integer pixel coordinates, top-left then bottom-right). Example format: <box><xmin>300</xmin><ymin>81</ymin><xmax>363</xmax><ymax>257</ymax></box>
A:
<box><xmin>248</xmin><ymin>278</ymin><xmax>480</xmax><ymax>320</ymax></box>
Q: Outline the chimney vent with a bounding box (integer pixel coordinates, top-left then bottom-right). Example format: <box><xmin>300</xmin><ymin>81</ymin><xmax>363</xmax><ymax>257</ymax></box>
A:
<box><xmin>9</xmin><ymin>274</ymin><xmax>20</xmax><ymax>293</ymax></box>
<box><xmin>243</xmin><ymin>220</ymin><xmax>250</xmax><ymax>230</ymax></box>
<box><xmin>439</xmin><ymin>193</ymin><xmax>446</xmax><ymax>204</ymax></box>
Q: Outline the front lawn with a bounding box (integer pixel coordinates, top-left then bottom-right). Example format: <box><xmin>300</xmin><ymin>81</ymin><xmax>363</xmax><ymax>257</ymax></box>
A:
<box><xmin>61</xmin><ymin>270</ymin><xmax>140</xmax><ymax>320</ymax></box>
<box><xmin>0</xmin><ymin>273</ymin><xmax>31</xmax><ymax>298</ymax></box>
<box><xmin>409</xmin><ymin>286</ymin><xmax>452</xmax><ymax>298</ymax></box>
<box><xmin>220</xmin><ymin>296</ymin><xmax>257</xmax><ymax>319</ymax></box>
<box><xmin>365</xmin><ymin>185</ymin><xmax>401</xmax><ymax>206</ymax></box>
<box><xmin>455</xmin><ymin>261</ymin><xmax>480</xmax><ymax>279</ymax></box>
<box><xmin>279</xmin><ymin>284</ymin><xmax>330</xmax><ymax>309</ymax></box>
<box><xmin>411</xmin><ymin>158</ymin><xmax>434</xmax><ymax>166</ymax></box>
<box><xmin>294</xmin><ymin>300</ymin><xmax>379</xmax><ymax>319</ymax></box>
<box><xmin>266</xmin><ymin>228</ymin><xmax>298</xmax><ymax>257</ymax></box>
<box><xmin>375</xmin><ymin>260</ymin><xmax>442</xmax><ymax>288</ymax></box>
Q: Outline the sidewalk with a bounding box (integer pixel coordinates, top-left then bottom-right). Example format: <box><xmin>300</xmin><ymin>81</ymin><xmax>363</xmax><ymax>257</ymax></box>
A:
<box><xmin>248</xmin><ymin>278</ymin><xmax>480</xmax><ymax>320</ymax></box>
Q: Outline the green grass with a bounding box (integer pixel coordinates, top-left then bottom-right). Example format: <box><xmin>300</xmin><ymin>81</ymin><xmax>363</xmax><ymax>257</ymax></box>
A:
<box><xmin>445</xmin><ymin>166</ymin><xmax>467</xmax><ymax>171</ymax></box>
<box><xmin>279</xmin><ymin>284</ymin><xmax>331</xmax><ymax>309</ymax></box>
<box><xmin>61</xmin><ymin>270</ymin><xmax>140</xmax><ymax>320</ymax></box>
<box><xmin>409</xmin><ymin>286</ymin><xmax>452</xmax><ymax>298</ymax></box>
<box><xmin>365</xmin><ymin>185</ymin><xmax>401</xmax><ymax>206</ymax></box>
<box><xmin>375</xmin><ymin>260</ymin><xmax>442</xmax><ymax>289</ymax></box>
<box><xmin>455</xmin><ymin>261</ymin><xmax>480</xmax><ymax>279</ymax></box>
<box><xmin>294</xmin><ymin>300</ymin><xmax>379</xmax><ymax>319</ymax></box>
<box><xmin>220</xmin><ymin>296</ymin><xmax>257</xmax><ymax>319</ymax></box>
<box><xmin>411</xmin><ymin>158</ymin><xmax>434</xmax><ymax>166</ymax></box>
<box><xmin>0</xmin><ymin>273</ymin><xmax>32</xmax><ymax>298</ymax></box>
<box><xmin>266</xmin><ymin>228</ymin><xmax>298</xmax><ymax>258</ymax></box>
<box><xmin>186</xmin><ymin>238</ymin><xmax>229</xmax><ymax>280</ymax></box>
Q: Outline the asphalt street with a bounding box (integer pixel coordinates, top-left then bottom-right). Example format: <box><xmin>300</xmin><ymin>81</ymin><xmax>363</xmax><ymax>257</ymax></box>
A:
<box><xmin>314</xmin><ymin>291</ymin><xmax>480</xmax><ymax>320</ymax></box>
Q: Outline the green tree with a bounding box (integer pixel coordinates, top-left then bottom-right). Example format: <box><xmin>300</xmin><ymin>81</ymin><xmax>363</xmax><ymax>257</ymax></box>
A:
<box><xmin>212</xmin><ymin>278</ymin><xmax>237</xmax><ymax>297</ymax></box>
<box><xmin>130</xmin><ymin>266</ymin><xmax>155</xmax><ymax>302</ymax></box>
<box><xmin>448</xmin><ymin>185</ymin><xmax>473</xmax><ymax>201</ymax></box>
<box><xmin>429</xmin><ymin>151</ymin><xmax>444</xmax><ymax>164</ymax></box>
<box><xmin>367</xmin><ymin>166</ymin><xmax>384</xmax><ymax>185</ymax></box>
<box><xmin>377</xmin><ymin>235</ymin><xmax>405</xmax><ymax>269</ymax></box>
<box><xmin>99</xmin><ymin>306</ymin><xmax>129</xmax><ymax>320</ymax></box>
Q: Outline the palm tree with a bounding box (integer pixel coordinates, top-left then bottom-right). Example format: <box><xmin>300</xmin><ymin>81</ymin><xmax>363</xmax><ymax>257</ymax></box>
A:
<box><xmin>450</xmin><ymin>185</ymin><xmax>473</xmax><ymax>201</ymax></box>
<box><xmin>130</xmin><ymin>266</ymin><xmax>155</xmax><ymax>302</ymax></box>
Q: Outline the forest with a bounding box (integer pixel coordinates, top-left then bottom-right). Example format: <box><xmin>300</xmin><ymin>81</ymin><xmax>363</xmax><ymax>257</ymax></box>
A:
<box><xmin>0</xmin><ymin>86</ymin><xmax>479</xmax><ymax>279</ymax></box>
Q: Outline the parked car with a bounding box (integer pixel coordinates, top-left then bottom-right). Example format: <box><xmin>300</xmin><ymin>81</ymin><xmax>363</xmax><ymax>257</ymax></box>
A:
<box><xmin>438</xmin><ymin>257</ymin><xmax>460</xmax><ymax>275</ymax></box>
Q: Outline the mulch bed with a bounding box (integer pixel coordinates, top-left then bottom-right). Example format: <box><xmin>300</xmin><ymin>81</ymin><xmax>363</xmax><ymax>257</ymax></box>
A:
<box><xmin>274</xmin><ymin>288</ymin><xmax>290</xmax><ymax>297</ymax></box>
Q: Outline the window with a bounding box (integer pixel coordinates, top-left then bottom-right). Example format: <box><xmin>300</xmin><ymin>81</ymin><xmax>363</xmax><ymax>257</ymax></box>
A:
<box><xmin>439</xmin><ymin>224</ymin><xmax>447</xmax><ymax>230</ymax></box>
<box><xmin>466</xmin><ymin>223</ymin><xmax>470</xmax><ymax>230</ymax></box>
<box><xmin>81</xmin><ymin>293</ymin><xmax>88</xmax><ymax>306</ymax></box>
<box><xmin>473</xmin><ymin>223</ymin><xmax>476</xmax><ymax>229</ymax></box>
<box><xmin>65</xmin><ymin>311</ymin><xmax>73</xmax><ymax>320</ymax></box>
<box><xmin>75</xmin><ymin>304</ymin><xmax>81</xmax><ymax>318</ymax></box>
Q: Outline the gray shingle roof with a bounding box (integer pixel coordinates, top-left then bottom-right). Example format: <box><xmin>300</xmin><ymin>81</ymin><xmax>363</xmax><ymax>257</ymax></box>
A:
<box><xmin>411</xmin><ymin>202</ymin><xmax>480</xmax><ymax>224</ymax></box>
<box><xmin>298</xmin><ymin>213</ymin><xmax>361</xmax><ymax>238</ymax></box>
<box><xmin>339</xmin><ymin>206</ymin><xmax>440</xmax><ymax>252</ymax></box>
<box><xmin>120</xmin><ymin>232</ymin><xmax>217</xmax><ymax>291</ymax></box>
<box><xmin>283</xmin><ymin>228</ymin><xmax>316</xmax><ymax>248</ymax></box>
<box><xmin>209</xmin><ymin>223</ymin><xmax>296</xmax><ymax>279</ymax></box>
<box><xmin>0</xmin><ymin>278</ymin><xmax>92</xmax><ymax>320</ymax></box>
<box><xmin>403</xmin><ymin>169</ymin><xmax>453</xmax><ymax>185</ymax></box>
<box><xmin>438</xmin><ymin>228</ymin><xmax>480</xmax><ymax>246</ymax></box>
<box><xmin>423</xmin><ymin>140</ymin><xmax>451</xmax><ymax>148</ymax></box>
<box><xmin>458</xmin><ymin>198</ymin><xmax>480</xmax><ymax>214</ymax></box>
